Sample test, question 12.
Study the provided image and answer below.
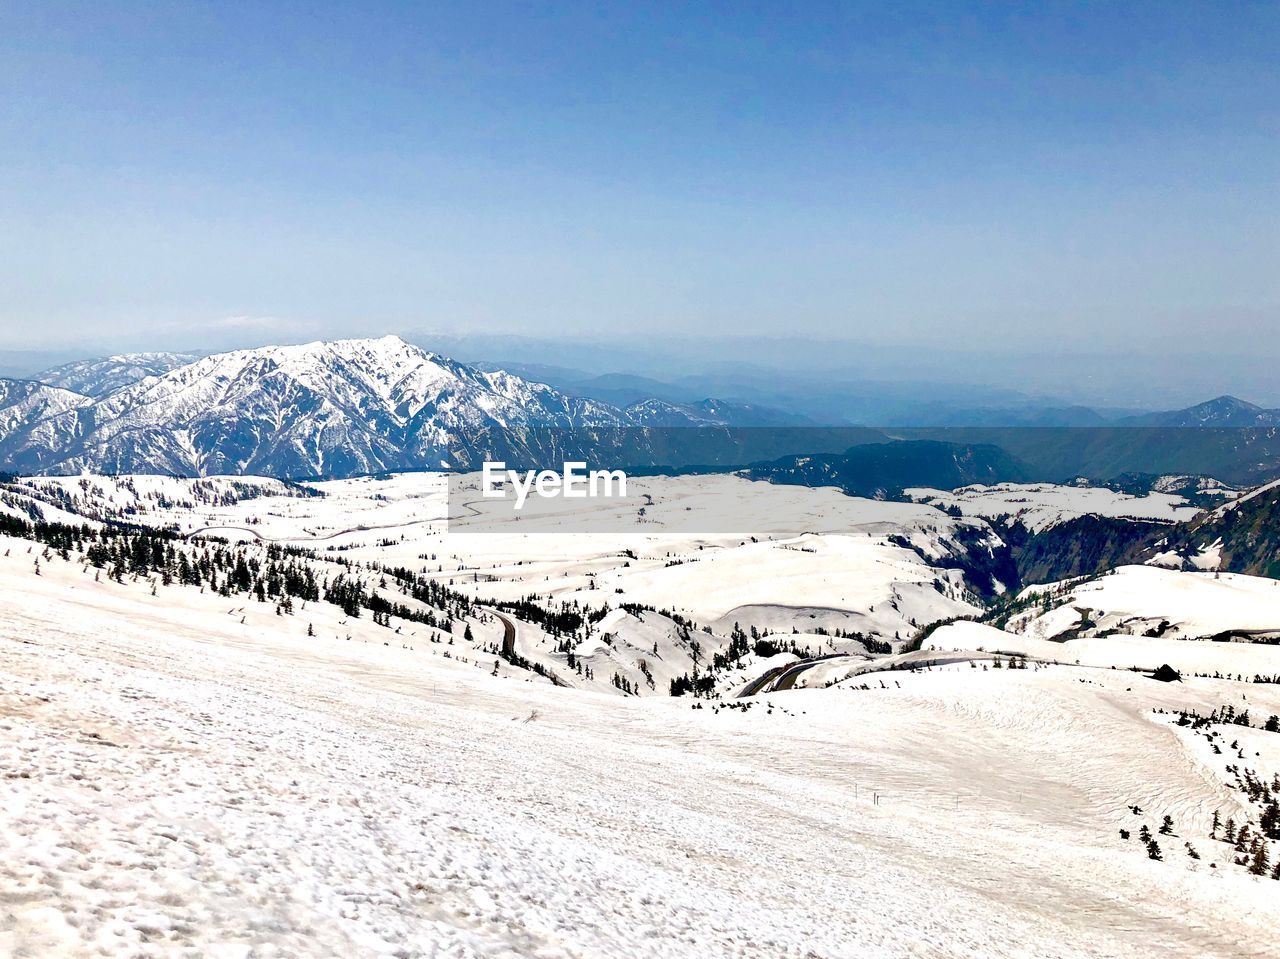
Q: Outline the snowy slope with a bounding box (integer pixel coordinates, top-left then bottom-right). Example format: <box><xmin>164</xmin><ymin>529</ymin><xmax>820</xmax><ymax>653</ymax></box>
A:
<box><xmin>0</xmin><ymin>379</ymin><xmax>94</xmax><ymax>472</ymax></box>
<box><xmin>1202</xmin><ymin>478</ymin><xmax>1280</xmax><ymax>518</ymax></box>
<box><xmin>0</xmin><ymin>379</ymin><xmax>91</xmax><ymax>431</ymax></box>
<box><xmin>1004</xmin><ymin>565</ymin><xmax>1280</xmax><ymax>642</ymax></box>
<box><xmin>926</xmin><ymin>619</ymin><xmax>1280</xmax><ymax>678</ymax></box>
<box><xmin>18</xmin><ymin>471</ymin><xmax>986</xmax><ymax>622</ymax></box>
<box><xmin>906</xmin><ymin>481</ymin><xmax>1201</xmax><ymax>532</ymax></box>
<box><xmin>3</xmin><ymin>471</ymin><xmax>1001</xmax><ymax>696</ymax></box>
<box><xmin>1149</xmin><ymin>480</ymin><xmax>1280</xmax><ymax>577</ymax></box>
<box><xmin>3</xmin><ymin>535</ymin><xmax>1280</xmax><ymax>957</ymax></box>
<box><xmin>9</xmin><ymin>474</ymin><xmax>316</xmax><ymax>528</ymax></box>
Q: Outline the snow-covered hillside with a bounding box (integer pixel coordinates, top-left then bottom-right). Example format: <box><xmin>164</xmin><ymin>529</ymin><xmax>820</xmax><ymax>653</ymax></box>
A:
<box><xmin>4</xmin><ymin>472</ymin><xmax>997</xmax><ymax>698</ymax></box>
<box><xmin>1005</xmin><ymin>565</ymin><xmax>1280</xmax><ymax>643</ymax></box>
<box><xmin>0</xmin><ymin>379</ymin><xmax>92</xmax><ymax>449</ymax></box>
<box><xmin>1148</xmin><ymin>480</ymin><xmax>1280</xmax><ymax>578</ymax></box>
<box><xmin>906</xmin><ymin>481</ymin><xmax>1201</xmax><ymax>532</ymax></box>
<box><xmin>4</xmin><ymin>527</ymin><xmax>1280</xmax><ymax>956</ymax></box>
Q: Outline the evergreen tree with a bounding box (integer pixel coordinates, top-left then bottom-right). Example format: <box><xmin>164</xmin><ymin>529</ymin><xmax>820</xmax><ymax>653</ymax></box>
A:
<box><xmin>1249</xmin><ymin>843</ymin><xmax>1270</xmax><ymax>876</ymax></box>
<box><xmin>1236</xmin><ymin>825</ymin><xmax>1251</xmax><ymax>853</ymax></box>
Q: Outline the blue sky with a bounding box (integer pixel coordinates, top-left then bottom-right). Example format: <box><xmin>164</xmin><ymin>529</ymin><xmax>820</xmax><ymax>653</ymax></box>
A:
<box><xmin>1</xmin><ymin>1</ymin><xmax>1277</xmax><ymax>356</ymax></box>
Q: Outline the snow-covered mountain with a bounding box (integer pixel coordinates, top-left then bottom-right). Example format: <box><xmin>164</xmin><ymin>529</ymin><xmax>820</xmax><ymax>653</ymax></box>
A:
<box><xmin>13</xmin><ymin>338</ymin><xmax>1280</xmax><ymax>483</ymax></box>
<box><xmin>34</xmin><ymin>351</ymin><xmax>201</xmax><ymax>397</ymax></box>
<box><xmin>5</xmin><ymin>336</ymin><xmax>824</xmax><ymax>478</ymax></box>
<box><xmin>0</xmin><ymin>336</ymin><xmax>654</xmax><ymax>477</ymax></box>
<box><xmin>0</xmin><ymin>379</ymin><xmax>95</xmax><ymax>471</ymax></box>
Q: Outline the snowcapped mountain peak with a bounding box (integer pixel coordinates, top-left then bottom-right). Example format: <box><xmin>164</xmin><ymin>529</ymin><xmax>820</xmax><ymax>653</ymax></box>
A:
<box><xmin>4</xmin><ymin>335</ymin><xmax>829</xmax><ymax>478</ymax></box>
<box><xmin>0</xmin><ymin>335</ymin><xmax>642</xmax><ymax>478</ymax></box>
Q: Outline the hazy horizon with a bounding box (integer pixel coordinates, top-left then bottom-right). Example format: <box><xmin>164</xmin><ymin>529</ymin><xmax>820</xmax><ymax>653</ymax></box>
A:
<box><xmin>3</xmin><ymin>328</ymin><xmax>1280</xmax><ymax>411</ymax></box>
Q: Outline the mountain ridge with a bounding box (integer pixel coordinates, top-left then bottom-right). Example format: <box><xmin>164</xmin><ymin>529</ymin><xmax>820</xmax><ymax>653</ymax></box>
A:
<box><xmin>7</xmin><ymin>338</ymin><xmax>1280</xmax><ymax>483</ymax></box>
<box><xmin>1116</xmin><ymin>395</ymin><xmax>1280</xmax><ymax>428</ymax></box>
<box><xmin>0</xmin><ymin>336</ymin><xmax>828</xmax><ymax>478</ymax></box>
<box><xmin>35</xmin><ymin>352</ymin><xmax>201</xmax><ymax>397</ymax></box>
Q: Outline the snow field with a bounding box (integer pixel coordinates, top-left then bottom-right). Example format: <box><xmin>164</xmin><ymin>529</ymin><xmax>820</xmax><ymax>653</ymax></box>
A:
<box><xmin>3</xmin><ymin>540</ymin><xmax>1280</xmax><ymax>956</ymax></box>
<box><xmin>1009</xmin><ymin>565</ymin><xmax>1280</xmax><ymax>642</ymax></box>
<box><xmin>905</xmin><ymin>482</ymin><xmax>1200</xmax><ymax>531</ymax></box>
<box><xmin>5</xmin><ymin>473</ymin><xmax>992</xmax><ymax>698</ymax></box>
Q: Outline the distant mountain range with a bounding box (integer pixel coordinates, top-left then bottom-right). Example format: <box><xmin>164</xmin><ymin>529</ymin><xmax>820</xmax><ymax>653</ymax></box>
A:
<box><xmin>729</xmin><ymin>397</ymin><xmax>1280</xmax><ymax>492</ymax></box>
<box><xmin>1114</xmin><ymin>395</ymin><xmax>1280</xmax><ymax>428</ymax></box>
<box><xmin>461</xmin><ymin>355</ymin><xmax>1280</xmax><ymax>429</ymax></box>
<box><xmin>0</xmin><ymin>337</ymin><xmax>836</xmax><ymax>478</ymax></box>
<box><xmin>473</xmin><ymin>359</ymin><xmax>1070</xmax><ymax>427</ymax></box>
<box><xmin>2</xmin><ymin>336</ymin><xmax>1280</xmax><ymax>483</ymax></box>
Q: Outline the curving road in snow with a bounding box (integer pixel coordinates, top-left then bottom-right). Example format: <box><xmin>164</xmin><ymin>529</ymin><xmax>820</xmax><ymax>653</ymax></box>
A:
<box><xmin>738</xmin><ymin>654</ymin><xmax>850</xmax><ymax>697</ymax></box>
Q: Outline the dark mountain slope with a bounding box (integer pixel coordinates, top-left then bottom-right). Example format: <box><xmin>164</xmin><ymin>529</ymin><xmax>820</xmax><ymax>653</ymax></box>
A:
<box><xmin>1118</xmin><ymin>395</ymin><xmax>1280</xmax><ymax>428</ymax></box>
<box><xmin>996</xmin><ymin>515</ymin><xmax>1168</xmax><ymax>587</ymax></box>
<box><xmin>1156</xmin><ymin>482</ymin><xmax>1280</xmax><ymax>578</ymax></box>
<box><xmin>742</xmin><ymin>441</ymin><xmax>1030</xmax><ymax>499</ymax></box>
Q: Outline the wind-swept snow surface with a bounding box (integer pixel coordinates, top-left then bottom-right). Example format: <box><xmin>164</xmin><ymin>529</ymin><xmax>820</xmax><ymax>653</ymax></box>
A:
<box><xmin>3</xmin><ymin>540</ymin><xmax>1280</xmax><ymax>957</ymax></box>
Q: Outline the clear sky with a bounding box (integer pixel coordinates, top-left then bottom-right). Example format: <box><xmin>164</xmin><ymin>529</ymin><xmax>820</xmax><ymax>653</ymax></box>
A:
<box><xmin>1</xmin><ymin>1</ymin><xmax>1277</xmax><ymax>358</ymax></box>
